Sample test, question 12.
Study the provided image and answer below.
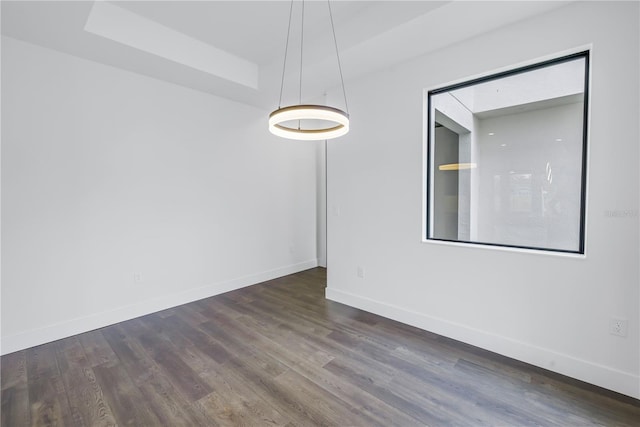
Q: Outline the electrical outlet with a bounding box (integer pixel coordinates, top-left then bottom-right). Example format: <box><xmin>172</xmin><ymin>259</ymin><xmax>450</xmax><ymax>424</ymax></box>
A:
<box><xmin>133</xmin><ymin>272</ymin><xmax>142</xmax><ymax>283</ymax></box>
<box><xmin>357</xmin><ymin>266</ymin><xmax>365</xmax><ymax>278</ymax></box>
<box><xmin>609</xmin><ymin>317</ymin><xmax>628</xmax><ymax>337</ymax></box>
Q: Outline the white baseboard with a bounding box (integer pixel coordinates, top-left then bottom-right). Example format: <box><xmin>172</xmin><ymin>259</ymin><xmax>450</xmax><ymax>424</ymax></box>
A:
<box><xmin>326</xmin><ymin>287</ymin><xmax>640</xmax><ymax>400</ymax></box>
<box><xmin>1</xmin><ymin>260</ymin><xmax>318</xmax><ymax>355</ymax></box>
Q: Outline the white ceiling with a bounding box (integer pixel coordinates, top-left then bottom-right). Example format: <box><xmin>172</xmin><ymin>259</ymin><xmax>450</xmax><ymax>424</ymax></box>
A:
<box><xmin>1</xmin><ymin>1</ymin><xmax>572</xmax><ymax>109</ymax></box>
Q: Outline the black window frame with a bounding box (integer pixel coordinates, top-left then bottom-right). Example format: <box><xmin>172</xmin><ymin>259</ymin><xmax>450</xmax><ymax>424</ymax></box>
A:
<box><xmin>425</xmin><ymin>51</ymin><xmax>590</xmax><ymax>254</ymax></box>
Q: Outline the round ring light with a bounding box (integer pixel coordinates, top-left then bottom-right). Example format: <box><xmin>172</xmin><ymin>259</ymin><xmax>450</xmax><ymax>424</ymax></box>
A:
<box><xmin>269</xmin><ymin>105</ymin><xmax>349</xmax><ymax>141</ymax></box>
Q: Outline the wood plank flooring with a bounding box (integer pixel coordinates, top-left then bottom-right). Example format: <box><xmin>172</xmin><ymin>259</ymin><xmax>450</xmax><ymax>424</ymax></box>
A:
<box><xmin>2</xmin><ymin>267</ymin><xmax>639</xmax><ymax>426</ymax></box>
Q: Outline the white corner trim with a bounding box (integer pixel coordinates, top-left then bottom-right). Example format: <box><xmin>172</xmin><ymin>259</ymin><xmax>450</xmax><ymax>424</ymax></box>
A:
<box><xmin>325</xmin><ymin>287</ymin><xmax>640</xmax><ymax>400</ymax></box>
<box><xmin>1</xmin><ymin>259</ymin><xmax>318</xmax><ymax>355</ymax></box>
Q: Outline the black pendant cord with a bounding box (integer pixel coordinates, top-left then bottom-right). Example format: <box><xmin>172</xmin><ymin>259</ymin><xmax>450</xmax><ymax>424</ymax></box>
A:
<box><xmin>298</xmin><ymin>0</ymin><xmax>305</xmax><ymax>130</ymax></box>
<box><xmin>299</xmin><ymin>0</ymin><xmax>305</xmax><ymax>106</ymax></box>
<box><xmin>327</xmin><ymin>0</ymin><xmax>348</xmax><ymax>114</ymax></box>
<box><xmin>277</xmin><ymin>0</ymin><xmax>295</xmax><ymax>109</ymax></box>
<box><xmin>276</xmin><ymin>0</ymin><xmax>348</xmax><ymax>116</ymax></box>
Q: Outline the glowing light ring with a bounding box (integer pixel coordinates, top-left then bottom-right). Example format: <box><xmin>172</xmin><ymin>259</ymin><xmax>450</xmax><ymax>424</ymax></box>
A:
<box><xmin>438</xmin><ymin>163</ymin><xmax>478</xmax><ymax>171</ymax></box>
<box><xmin>269</xmin><ymin>105</ymin><xmax>349</xmax><ymax>141</ymax></box>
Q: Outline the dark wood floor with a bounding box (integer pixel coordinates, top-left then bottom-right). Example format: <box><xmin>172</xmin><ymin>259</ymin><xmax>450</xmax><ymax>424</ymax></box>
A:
<box><xmin>2</xmin><ymin>268</ymin><xmax>639</xmax><ymax>426</ymax></box>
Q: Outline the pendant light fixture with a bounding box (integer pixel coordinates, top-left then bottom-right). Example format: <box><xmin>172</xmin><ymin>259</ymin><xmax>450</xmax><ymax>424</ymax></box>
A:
<box><xmin>269</xmin><ymin>0</ymin><xmax>350</xmax><ymax>141</ymax></box>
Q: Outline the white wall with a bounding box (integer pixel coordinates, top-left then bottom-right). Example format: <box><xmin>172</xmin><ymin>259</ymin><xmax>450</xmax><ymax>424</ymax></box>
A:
<box><xmin>1</xmin><ymin>36</ymin><xmax>318</xmax><ymax>354</ymax></box>
<box><xmin>316</xmin><ymin>141</ymin><xmax>327</xmax><ymax>267</ymax></box>
<box><xmin>326</xmin><ymin>1</ymin><xmax>640</xmax><ymax>398</ymax></box>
